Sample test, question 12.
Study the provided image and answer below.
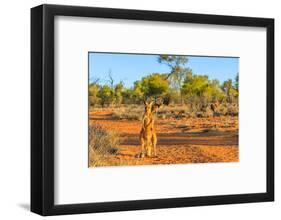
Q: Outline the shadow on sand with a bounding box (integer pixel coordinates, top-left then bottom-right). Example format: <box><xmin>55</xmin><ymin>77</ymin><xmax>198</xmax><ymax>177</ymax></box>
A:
<box><xmin>122</xmin><ymin>131</ymin><xmax>238</xmax><ymax>147</ymax></box>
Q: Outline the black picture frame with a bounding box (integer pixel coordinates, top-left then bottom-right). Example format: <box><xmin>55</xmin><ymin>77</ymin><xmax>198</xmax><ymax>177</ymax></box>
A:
<box><xmin>31</xmin><ymin>4</ymin><xmax>274</xmax><ymax>216</ymax></box>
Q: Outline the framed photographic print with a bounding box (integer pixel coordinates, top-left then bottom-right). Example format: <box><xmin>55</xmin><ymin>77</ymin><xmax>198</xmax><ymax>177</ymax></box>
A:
<box><xmin>31</xmin><ymin>4</ymin><xmax>274</xmax><ymax>216</ymax></box>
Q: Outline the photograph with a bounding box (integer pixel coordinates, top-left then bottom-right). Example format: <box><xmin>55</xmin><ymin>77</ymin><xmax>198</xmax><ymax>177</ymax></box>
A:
<box><xmin>88</xmin><ymin>52</ymin><xmax>239</xmax><ymax>167</ymax></box>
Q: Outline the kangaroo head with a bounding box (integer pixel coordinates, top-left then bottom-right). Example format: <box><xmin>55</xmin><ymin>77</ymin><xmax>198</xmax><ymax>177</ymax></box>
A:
<box><xmin>144</xmin><ymin>100</ymin><xmax>154</xmax><ymax>115</ymax></box>
<box><xmin>143</xmin><ymin>97</ymin><xmax>163</xmax><ymax>115</ymax></box>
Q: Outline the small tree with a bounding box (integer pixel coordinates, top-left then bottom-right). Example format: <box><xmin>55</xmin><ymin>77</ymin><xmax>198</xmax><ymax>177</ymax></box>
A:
<box><xmin>98</xmin><ymin>85</ymin><xmax>113</xmax><ymax>107</ymax></box>
<box><xmin>167</xmin><ymin>88</ymin><xmax>181</xmax><ymax>105</ymax></box>
<box><xmin>114</xmin><ymin>82</ymin><xmax>124</xmax><ymax>106</ymax></box>
<box><xmin>158</xmin><ymin>55</ymin><xmax>190</xmax><ymax>104</ymax></box>
<box><xmin>202</xmin><ymin>80</ymin><xmax>225</xmax><ymax>103</ymax></box>
<box><xmin>122</xmin><ymin>88</ymin><xmax>135</xmax><ymax>104</ymax></box>
<box><xmin>140</xmin><ymin>73</ymin><xmax>169</xmax><ymax>99</ymax></box>
<box><xmin>132</xmin><ymin>80</ymin><xmax>144</xmax><ymax>103</ymax></box>
<box><xmin>89</xmin><ymin>83</ymin><xmax>100</xmax><ymax>107</ymax></box>
<box><xmin>181</xmin><ymin>73</ymin><xmax>225</xmax><ymax>111</ymax></box>
<box><xmin>222</xmin><ymin>79</ymin><xmax>238</xmax><ymax>103</ymax></box>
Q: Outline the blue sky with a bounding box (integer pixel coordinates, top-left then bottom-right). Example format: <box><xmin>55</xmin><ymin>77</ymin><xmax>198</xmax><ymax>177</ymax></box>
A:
<box><xmin>89</xmin><ymin>52</ymin><xmax>239</xmax><ymax>88</ymax></box>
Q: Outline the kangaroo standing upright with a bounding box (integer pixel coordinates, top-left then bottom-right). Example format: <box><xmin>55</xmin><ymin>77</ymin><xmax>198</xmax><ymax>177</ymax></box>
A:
<box><xmin>138</xmin><ymin>99</ymin><xmax>162</xmax><ymax>158</ymax></box>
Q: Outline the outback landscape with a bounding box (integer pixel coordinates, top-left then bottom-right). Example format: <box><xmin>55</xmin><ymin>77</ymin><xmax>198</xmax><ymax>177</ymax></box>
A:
<box><xmin>88</xmin><ymin>53</ymin><xmax>239</xmax><ymax>167</ymax></box>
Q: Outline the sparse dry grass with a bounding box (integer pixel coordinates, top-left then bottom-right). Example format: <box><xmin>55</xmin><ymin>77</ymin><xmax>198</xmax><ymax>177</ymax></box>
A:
<box><xmin>88</xmin><ymin>125</ymin><xmax>120</xmax><ymax>167</ymax></box>
<box><xmin>108</xmin><ymin>103</ymin><xmax>238</xmax><ymax>121</ymax></box>
<box><xmin>112</xmin><ymin>106</ymin><xmax>143</xmax><ymax>121</ymax></box>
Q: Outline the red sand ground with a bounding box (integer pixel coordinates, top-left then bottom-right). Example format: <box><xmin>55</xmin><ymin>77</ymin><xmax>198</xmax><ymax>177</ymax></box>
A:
<box><xmin>89</xmin><ymin>109</ymin><xmax>239</xmax><ymax>167</ymax></box>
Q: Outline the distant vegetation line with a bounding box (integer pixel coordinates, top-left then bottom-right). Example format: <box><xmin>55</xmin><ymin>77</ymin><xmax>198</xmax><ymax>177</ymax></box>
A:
<box><xmin>89</xmin><ymin>55</ymin><xmax>238</xmax><ymax>111</ymax></box>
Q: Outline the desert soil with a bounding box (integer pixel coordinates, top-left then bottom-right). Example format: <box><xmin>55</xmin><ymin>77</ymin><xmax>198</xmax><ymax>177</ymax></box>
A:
<box><xmin>89</xmin><ymin>109</ymin><xmax>239</xmax><ymax>167</ymax></box>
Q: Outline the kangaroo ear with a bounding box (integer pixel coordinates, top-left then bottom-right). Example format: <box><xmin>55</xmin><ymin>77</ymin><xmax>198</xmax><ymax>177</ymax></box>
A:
<box><xmin>143</xmin><ymin>98</ymin><xmax>148</xmax><ymax>106</ymax></box>
<box><xmin>144</xmin><ymin>97</ymin><xmax>154</xmax><ymax>106</ymax></box>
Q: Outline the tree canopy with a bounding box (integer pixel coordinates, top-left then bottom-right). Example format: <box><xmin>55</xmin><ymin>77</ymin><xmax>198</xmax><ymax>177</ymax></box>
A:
<box><xmin>88</xmin><ymin>57</ymin><xmax>238</xmax><ymax>108</ymax></box>
<box><xmin>139</xmin><ymin>73</ymin><xmax>169</xmax><ymax>98</ymax></box>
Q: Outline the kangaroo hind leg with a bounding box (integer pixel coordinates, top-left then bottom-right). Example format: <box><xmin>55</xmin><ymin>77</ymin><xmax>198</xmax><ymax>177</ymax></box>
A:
<box><xmin>137</xmin><ymin>136</ymin><xmax>146</xmax><ymax>158</ymax></box>
<box><xmin>152</xmin><ymin>133</ymin><xmax>157</xmax><ymax>157</ymax></box>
